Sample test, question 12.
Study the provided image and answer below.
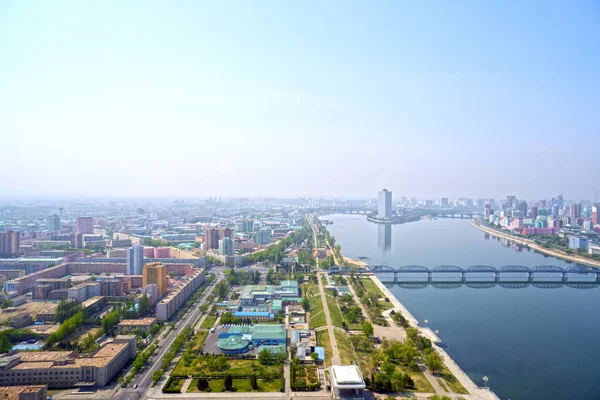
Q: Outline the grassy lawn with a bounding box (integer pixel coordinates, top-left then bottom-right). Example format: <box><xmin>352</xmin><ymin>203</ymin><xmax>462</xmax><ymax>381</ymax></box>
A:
<box><xmin>175</xmin><ymin>357</ymin><xmax>282</xmax><ymax>377</ymax></box>
<box><xmin>304</xmin><ymin>282</ymin><xmax>325</xmax><ymax>329</ymax></box>
<box><xmin>334</xmin><ymin>330</ymin><xmax>356</xmax><ymax>365</ymax></box>
<box><xmin>316</xmin><ymin>330</ymin><xmax>332</xmax><ymax>366</ymax></box>
<box><xmin>361</xmin><ymin>278</ymin><xmax>385</xmax><ymax>298</ymax></box>
<box><xmin>187</xmin><ymin>379</ymin><xmax>200</xmax><ymax>392</ymax></box>
<box><xmin>208</xmin><ymin>379</ymin><xmax>225</xmax><ymax>392</ymax></box>
<box><xmin>326</xmin><ymin>296</ymin><xmax>344</xmax><ymax>327</ymax></box>
<box><xmin>437</xmin><ymin>378</ymin><xmax>450</xmax><ymax>392</ymax></box>
<box><xmin>309</xmin><ymin>310</ymin><xmax>326</xmax><ymax>329</ymax></box>
<box><xmin>396</xmin><ymin>364</ymin><xmax>435</xmax><ymax>393</ymax></box>
<box><xmin>437</xmin><ymin>362</ymin><xmax>469</xmax><ymax>394</ymax></box>
<box><xmin>199</xmin><ymin>315</ymin><xmax>217</xmax><ymax>329</ymax></box>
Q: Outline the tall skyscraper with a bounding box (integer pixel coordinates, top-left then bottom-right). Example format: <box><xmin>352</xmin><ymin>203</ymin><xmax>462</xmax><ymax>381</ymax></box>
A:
<box><xmin>530</xmin><ymin>206</ymin><xmax>538</xmax><ymax>220</ymax></box>
<box><xmin>219</xmin><ymin>228</ymin><xmax>233</xmax><ymax>240</ymax></box>
<box><xmin>0</xmin><ymin>231</ymin><xmax>20</xmax><ymax>258</ymax></box>
<box><xmin>441</xmin><ymin>198</ymin><xmax>449</xmax><ymax>207</ymax></box>
<box><xmin>506</xmin><ymin>195</ymin><xmax>516</xmax><ymax>208</ymax></box>
<box><xmin>204</xmin><ymin>228</ymin><xmax>220</xmax><ymax>250</ymax></box>
<box><xmin>255</xmin><ymin>230</ymin><xmax>271</xmax><ymax>245</ymax></box>
<box><xmin>518</xmin><ymin>201</ymin><xmax>528</xmax><ymax>214</ymax></box>
<box><xmin>569</xmin><ymin>204</ymin><xmax>582</xmax><ymax>219</ymax></box>
<box><xmin>241</xmin><ymin>220</ymin><xmax>254</xmax><ymax>232</ymax></box>
<box><xmin>48</xmin><ymin>214</ymin><xmax>60</xmax><ymax>232</ymax></box>
<box><xmin>592</xmin><ymin>204</ymin><xmax>600</xmax><ymax>225</ymax></box>
<box><xmin>378</xmin><ymin>189</ymin><xmax>392</xmax><ymax>218</ymax></box>
<box><xmin>142</xmin><ymin>262</ymin><xmax>167</xmax><ymax>296</ymax></box>
<box><xmin>127</xmin><ymin>244</ymin><xmax>144</xmax><ymax>275</ymax></box>
<box><xmin>557</xmin><ymin>194</ymin><xmax>564</xmax><ymax>210</ymax></box>
<box><xmin>484</xmin><ymin>203</ymin><xmax>491</xmax><ymax>219</ymax></box>
<box><xmin>218</xmin><ymin>237</ymin><xmax>234</xmax><ymax>256</ymax></box>
<box><xmin>76</xmin><ymin>217</ymin><xmax>94</xmax><ymax>234</ymax></box>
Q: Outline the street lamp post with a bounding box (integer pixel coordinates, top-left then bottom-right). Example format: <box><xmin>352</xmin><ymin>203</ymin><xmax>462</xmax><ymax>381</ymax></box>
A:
<box><xmin>483</xmin><ymin>376</ymin><xmax>489</xmax><ymax>388</ymax></box>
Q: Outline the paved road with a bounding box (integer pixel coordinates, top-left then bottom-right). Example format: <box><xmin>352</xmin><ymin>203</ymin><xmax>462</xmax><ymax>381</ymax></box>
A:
<box><xmin>115</xmin><ymin>276</ymin><xmax>221</xmax><ymax>400</ymax></box>
<box><xmin>307</xmin><ymin>215</ymin><xmax>341</xmax><ymax>366</ymax></box>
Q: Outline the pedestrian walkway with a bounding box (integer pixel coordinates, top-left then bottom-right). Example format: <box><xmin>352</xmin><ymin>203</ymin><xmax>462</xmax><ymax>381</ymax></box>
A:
<box><xmin>317</xmin><ymin>271</ymin><xmax>341</xmax><ymax>365</ymax></box>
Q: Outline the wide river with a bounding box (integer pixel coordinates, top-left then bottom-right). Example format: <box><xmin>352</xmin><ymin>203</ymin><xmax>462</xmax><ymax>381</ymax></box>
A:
<box><xmin>322</xmin><ymin>215</ymin><xmax>600</xmax><ymax>400</ymax></box>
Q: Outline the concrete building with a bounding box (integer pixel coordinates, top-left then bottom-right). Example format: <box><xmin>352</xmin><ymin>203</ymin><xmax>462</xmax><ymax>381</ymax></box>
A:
<box><xmin>378</xmin><ymin>189</ymin><xmax>392</xmax><ymax>218</ymax></box>
<box><xmin>67</xmin><ymin>282</ymin><xmax>101</xmax><ymax>302</ymax></box>
<box><xmin>76</xmin><ymin>217</ymin><xmax>94</xmax><ymax>235</ymax></box>
<box><xmin>142</xmin><ymin>262</ymin><xmax>167</xmax><ymax>296</ymax></box>
<box><xmin>47</xmin><ymin>215</ymin><xmax>60</xmax><ymax>232</ymax></box>
<box><xmin>0</xmin><ymin>231</ymin><xmax>20</xmax><ymax>258</ymax></box>
<box><xmin>140</xmin><ymin>284</ymin><xmax>159</xmax><ymax>306</ymax></box>
<box><xmin>329</xmin><ymin>365</ymin><xmax>366</xmax><ymax>400</ymax></box>
<box><xmin>568</xmin><ymin>236</ymin><xmax>589</xmax><ymax>251</ymax></box>
<box><xmin>570</xmin><ymin>204</ymin><xmax>582</xmax><ymax>219</ymax></box>
<box><xmin>588</xmin><ymin>242</ymin><xmax>600</xmax><ymax>255</ymax></box>
<box><xmin>255</xmin><ymin>230</ymin><xmax>271</xmax><ymax>245</ymax></box>
<box><xmin>218</xmin><ymin>237</ymin><xmax>234</xmax><ymax>256</ymax></box>
<box><xmin>126</xmin><ymin>244</ymin><xmax>144</xmax><ymax>275</ymax></box>
<box><xmin>593</xmin><ymin>204</ymin><xmax>600</xmax><ymax>225</ymax></box>
<box><xmin>156</xmin><ymin>269</ymin><xmax>205</xmax><ymax>321</ymax></box>
<box><xmin>117</xmin><ymin>318</ymin><xmax>157</xmax><ymax>334</ymax></box>
<box><xmin>0</xmin><ymin>385</ymin><xmax>47</xmax><ymax>400</ymax></box>
<box><xmin>241</xmin><ymin>220</ymin><xmax>254</xmax><ymax>233</ymax></box>
<box><xmin>219</xmin><ymin>228</ymin><xmax>233</xmax><ymax>240</ymax></box>
<box><xmin>0</xmin><ymin>336</ymin><xmax>136</xmax><ymax>388</ymax></box>
<box><xmin>204</xmin><ymin>228</ymin><xmax>220</xmax><ymax>250</ymax></box>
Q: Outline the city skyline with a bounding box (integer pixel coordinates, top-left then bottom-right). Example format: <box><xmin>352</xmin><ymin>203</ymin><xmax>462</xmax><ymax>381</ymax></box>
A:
<box><xmin>1</xmin><ymin>1</ymin><xmax>599</xmax><ymax>199</ymax></box>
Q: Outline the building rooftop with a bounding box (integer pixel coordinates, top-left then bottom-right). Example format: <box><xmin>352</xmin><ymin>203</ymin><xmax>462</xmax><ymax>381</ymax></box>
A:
<box><xmin>0</xmin><ymin>385</ymin><xmax>46</xmax><ymax>400</ymax></box>
<box><xmin>118</xmin><ymin>318</ymin><xmax>157</xmax><ymax>327</ymax></box>
<box><xmin>251</xmin><ymin>324</ymin><xmax>286</xmax><ymax>340</ymax></box>
<box><xmin>330</xmin><ymin>365</ymin><xmax>365</xmax><ymax>388</ymax></box>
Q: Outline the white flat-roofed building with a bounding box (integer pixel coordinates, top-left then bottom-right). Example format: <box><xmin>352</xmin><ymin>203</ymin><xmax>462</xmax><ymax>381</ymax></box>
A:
<box><xmin>329</xmin><ymin>365</ymin><xmax>366</xmax><ymax>400</ymax></box>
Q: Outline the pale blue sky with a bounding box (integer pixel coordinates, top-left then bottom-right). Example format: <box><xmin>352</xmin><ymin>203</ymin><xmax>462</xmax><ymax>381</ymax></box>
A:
<box><xmin>1</xmin><ymin>1</ymin><xmax>598</xmax><ymax>200</ymax></box>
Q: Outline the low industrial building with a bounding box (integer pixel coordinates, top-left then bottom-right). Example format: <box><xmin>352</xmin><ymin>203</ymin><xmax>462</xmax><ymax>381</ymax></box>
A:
<box><xmin>240</xmin><ymin>280</ymin><xmax>301</xmax><ymax>306</ymax></box>
<box><xmin>117</xmin><ymin>318</ymin><xmax>158</xmax><ymax>334</ymax></box>
<box><xmin>217</xmin><ymin>324</ymin><xmax>286</xmax><ymax>355</ymax></box>
<box><xmin>232</xmin><ymin>311</ymin><xmax>275</xmax><ymax>322</ymax></box>
<box><xmin>0</xmin><ymin>335</ymin><xmax>136</xmax><ymax>388</ymax></box>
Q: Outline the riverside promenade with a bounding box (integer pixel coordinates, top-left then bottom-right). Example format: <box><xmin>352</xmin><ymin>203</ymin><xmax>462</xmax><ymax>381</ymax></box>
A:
<box><xmin>472</xmin><ymin>219</ymin><xmax>600</xmax><ymax>268</ymax></box>
<box><xmin>371</xmin><ymin>275</ymin><xmax>500</xmax><ymax>400</ymax></box>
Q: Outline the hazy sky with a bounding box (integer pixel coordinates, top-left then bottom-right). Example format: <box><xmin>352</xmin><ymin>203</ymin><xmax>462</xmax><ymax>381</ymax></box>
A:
<box><xmin>1</xmin><ymin>1</ymin><xmax>598</xmax><ymax>200</ymax></box>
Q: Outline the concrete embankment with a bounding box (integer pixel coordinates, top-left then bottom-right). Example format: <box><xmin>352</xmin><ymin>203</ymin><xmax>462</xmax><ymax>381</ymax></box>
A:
<box><xmin>371</xmin><ymin>275</ymin><xmax>500</xmax><ymax>400</ymax></box>
<box><xmin>471</xmin><ymin>219</ymin><xmax>600</xmax><ymax>268</ymax></box>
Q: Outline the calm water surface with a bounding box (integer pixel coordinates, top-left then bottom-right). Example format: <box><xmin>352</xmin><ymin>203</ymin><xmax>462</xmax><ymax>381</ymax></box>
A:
<box><xmin>322</xmin><ymin>215</ymin><xmax>600</xmax><ymax>400</ymax></box>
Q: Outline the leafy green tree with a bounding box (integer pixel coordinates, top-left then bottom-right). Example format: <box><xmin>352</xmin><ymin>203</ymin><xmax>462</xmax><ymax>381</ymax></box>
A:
<box><xmin>258</xmin><ymin>348</ymin><xmax>274</xmax><ymax>365</ymax></box>
<box><xmin>425</xmin><ymin>351</ymin><xmax>443</xmax><ymax>374</ymax></box>
<box><xmin>302</xmin><ymin>298</ymin><xmax>310</xmax><ymax>311</ymax></box>
<box><xmin>362</xmin><ymin>321</ymin><xmax>374</xmax><ymax>338</ymax></box>
<box><xmin>139</xmin><ymin>294</ymin><xmax>150</xmax><ymax>317</ymax></box>
<box><xmin>0</xmin><ymin>335</ymin><xmax>11</xmax><ymax>353</ymax></box>
<box><xmin>0</xmin><ymin>299</ymin><xmax>13</xmax><ymax>309</ymax></box>
<box><xmin>391</xmin><ymin>372</ymin><xmax>405</xmax><ymax>392</ymax></box>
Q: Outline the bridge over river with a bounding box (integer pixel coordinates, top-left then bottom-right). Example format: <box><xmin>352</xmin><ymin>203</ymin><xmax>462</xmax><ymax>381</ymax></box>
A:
<box><xmin>371</xmin><ymin>265</ymin><xmax>600</xmax><ymax>285</ymax></box>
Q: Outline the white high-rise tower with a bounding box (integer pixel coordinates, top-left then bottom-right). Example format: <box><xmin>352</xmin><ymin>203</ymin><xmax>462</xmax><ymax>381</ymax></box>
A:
<box><xmin>378</xmin><ymin>189</ymin><xmax>392</xmax><ymax>218</ymax></box>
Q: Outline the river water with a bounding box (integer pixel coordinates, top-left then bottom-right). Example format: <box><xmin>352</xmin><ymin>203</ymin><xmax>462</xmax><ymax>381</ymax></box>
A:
<box><xmin>322</xmin><ymin>214</ymin><xmax>600</xmax><ymax>400</ymax></box>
